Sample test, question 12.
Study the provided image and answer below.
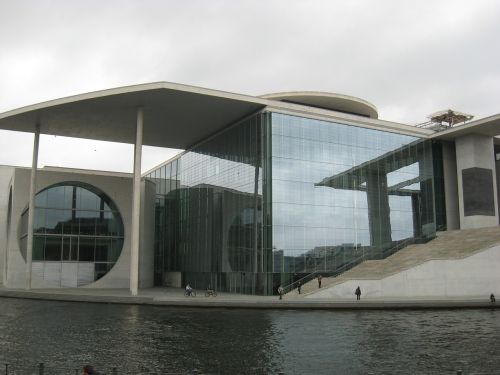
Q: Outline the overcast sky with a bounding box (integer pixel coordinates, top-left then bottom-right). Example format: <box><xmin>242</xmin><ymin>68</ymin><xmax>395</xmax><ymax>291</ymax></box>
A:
<box><xmin>1</xmin><ymin>0</ymin><xmax>499</xmax><ymax>173</ymax></box>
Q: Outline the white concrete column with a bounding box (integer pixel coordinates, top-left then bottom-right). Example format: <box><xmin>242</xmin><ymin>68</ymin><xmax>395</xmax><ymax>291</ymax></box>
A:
<box><xmin>26</xmin><ymin>123</ymin><xmax>40</xmax><ymax>290</ymax></box>
<box><xmin>130</xmin><ymin>107</ymin><xmax>143</xmax><ymax>295</ymax></box>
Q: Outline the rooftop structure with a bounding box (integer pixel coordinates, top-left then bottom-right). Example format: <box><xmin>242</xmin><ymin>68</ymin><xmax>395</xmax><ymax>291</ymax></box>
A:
<box><xmin>417</xmin><ymin>109</ymin><xmax>474</xmax><ymax>132</ymax></box>
<box><xmin>260</xmin><ymin>91</ymin><xmax>378</xmax><ymax>119</ymax></box>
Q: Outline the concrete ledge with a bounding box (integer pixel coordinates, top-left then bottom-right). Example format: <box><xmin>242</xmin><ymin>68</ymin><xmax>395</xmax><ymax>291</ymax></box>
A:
<box><xmin>0</xmin><ymin>288</ymin><xmax>497</xmax><ymax>310</ymax></box>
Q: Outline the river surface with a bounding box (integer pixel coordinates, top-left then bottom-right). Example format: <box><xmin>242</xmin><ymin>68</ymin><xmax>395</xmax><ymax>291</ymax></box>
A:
<box><xmin>0</xmin><ymin>298</ymin><xmax>499</xmax><ymax>374</ymax></box>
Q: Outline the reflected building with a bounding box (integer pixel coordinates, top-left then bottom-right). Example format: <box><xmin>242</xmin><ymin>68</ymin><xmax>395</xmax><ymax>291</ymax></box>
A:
<box><xmin>0</xmin><ymin>83</ymin><xmax>499</xmax><ymax>295</ymax></box>
<box><xmin>145</xmin><ymin>108</ymin><xmax>440</xmax><ymax>293</ymax></box>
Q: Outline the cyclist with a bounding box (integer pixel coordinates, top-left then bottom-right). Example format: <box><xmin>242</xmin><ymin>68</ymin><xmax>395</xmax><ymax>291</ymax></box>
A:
<box><xmin>185</xmin><ymin>283</ymin><xmax>193</xmax><ymax>296</ymax></box>
<box><xmin>206</xmin><ymin>285</ymin><xmax>216</xmax><ymax>297</ymax></box>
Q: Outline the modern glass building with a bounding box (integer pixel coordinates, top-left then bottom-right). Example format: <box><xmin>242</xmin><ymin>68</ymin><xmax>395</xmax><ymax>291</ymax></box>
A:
<box><xmin>1</xmin><ymin>82</ymin><xmax>498</xmax><ymax>296</ymax></box>
<box><xmin>145</xmin><ymin>109</ymin><xmax>443</xmax><ymax>295</ymax></box>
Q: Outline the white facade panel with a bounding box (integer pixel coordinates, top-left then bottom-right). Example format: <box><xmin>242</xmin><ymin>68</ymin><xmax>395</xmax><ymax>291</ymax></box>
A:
<box><xmin>61</xmin><ymin>263</ymin><xmax>78</xmax><ymax>287</ymax></box>
<box><xmin>77</xmin><ymin>263</ymin><xmax>94</xmax><ymax>287</ymax></box>
<box><xmin>44</xmin><ymin>262</ymin><xmax>62</xmax><ymax>287</ymax></box>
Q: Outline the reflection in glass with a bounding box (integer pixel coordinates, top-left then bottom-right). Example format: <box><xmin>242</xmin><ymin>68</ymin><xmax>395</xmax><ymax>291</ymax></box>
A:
<box><xmin>45</xmin><ymin>236</ymin><xmax>62</xmax><ymax>261</ymax></box>
<box><xmin>18</xmin><ymin>182</ymin><xmax>124</xmax><ymax>286</ymax></box>
<box><xmin>146</xmin><ymin>113</ymin><xmax>269</xmax><ymax>294</ymax></box>
<box><xmin>146</xmin><ymin>111</ymin><xmax>443</xmax><ymax>295</ymax></box>
<box><xmin>271</xmin><ymin>113</ymin><xmax>439</xmax><ymax>276</ymax></box>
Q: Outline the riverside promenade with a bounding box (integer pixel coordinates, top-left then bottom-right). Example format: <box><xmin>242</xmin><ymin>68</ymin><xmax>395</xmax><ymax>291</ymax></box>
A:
<box><xmin>0</xmin><ymin>286</ymin><xmax>496</xmax><ymax>310</ymax></box>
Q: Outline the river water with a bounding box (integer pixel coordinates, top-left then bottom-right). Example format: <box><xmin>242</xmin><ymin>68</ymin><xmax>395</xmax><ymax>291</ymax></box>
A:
<box><xmin>0</xmin><ymin>298</ymin><xmax>498</xmax><ymax>374</ymax></box>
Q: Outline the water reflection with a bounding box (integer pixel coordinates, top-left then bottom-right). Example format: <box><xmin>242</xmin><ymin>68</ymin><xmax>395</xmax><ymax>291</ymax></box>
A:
<box><xmin>0</xmin><ymin>299</ymin><xmax>499</xmax><ymax>374</ymax></box>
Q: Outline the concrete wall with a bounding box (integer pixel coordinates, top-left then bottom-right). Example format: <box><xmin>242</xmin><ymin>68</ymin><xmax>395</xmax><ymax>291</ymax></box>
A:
<box><xmin>0</xmin><ymin>166</ymin><xmax>15</xmax><ymax>285</ymax></box>
<box><xmin>308</xmin><ymin>245</ymin><xmax>500</xmax><ymax>299</ymax></box>
<box><xmin>164</xmin><ymin>272</ymin><xmax>182</xmax><ymax>287</ymax></box>
<box><xmin>4</xmin><ymin>167</ymin><xmax>134</xmax><ymax>289</ymax></box>
<box><xmin>496</xmin><ymin>158</ymin><xmax>500</xmax><ymax>225</ymax></box>
<box><xmin>455</xmin><ymin>134</ymin><xmax>498</xmax><ymax>229</ymax></box>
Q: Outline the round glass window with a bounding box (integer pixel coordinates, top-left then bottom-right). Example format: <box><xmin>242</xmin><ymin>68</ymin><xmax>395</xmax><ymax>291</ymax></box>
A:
<box><xmin>19</xmin><ymin>182</ymin><xmax>124</xmax><ymax>286</ymax></box>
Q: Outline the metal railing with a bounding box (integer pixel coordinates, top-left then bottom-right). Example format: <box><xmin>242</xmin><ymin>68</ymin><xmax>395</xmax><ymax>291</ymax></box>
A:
<box><xmin>381</xmin><ymin>236</ymin><xmax>419</xmax><ymax>259</ymax></box>
<box><xmin>283</xmin><ymin>235</ymin><xmax>437</xmax><ymax>295</ymax></box>
<box><xmin>282</xmin><ymin>253</ymin><xmax>366</xmax><ymax>294</ymax></box>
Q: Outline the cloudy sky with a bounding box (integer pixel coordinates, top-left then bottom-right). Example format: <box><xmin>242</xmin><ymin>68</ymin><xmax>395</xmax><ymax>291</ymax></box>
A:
<box><xmin>1</xmin><ymin>0</ymin><xmax>499</xmax><ymax>173</ymax></box>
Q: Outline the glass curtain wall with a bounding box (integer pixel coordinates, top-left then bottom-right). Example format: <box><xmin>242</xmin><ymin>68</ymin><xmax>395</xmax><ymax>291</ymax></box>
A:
<box><xmin>147</xmin><ymin>111</ymin><xmax>440</xmax><ymax>295</ymax></box>
<box><xmin>19</xmin><ymin>182</ymin><xmax>124</xmax><ymax>286</ymax></box>
<box><xmin>271</xmin><ymin>113</ymin><xmax>437</xmax><ymax>287</ymax></box>
<box><xmin>145</xmin><ymin>112</ymin><xmax>272</xmax><ymax>295</ymax></box>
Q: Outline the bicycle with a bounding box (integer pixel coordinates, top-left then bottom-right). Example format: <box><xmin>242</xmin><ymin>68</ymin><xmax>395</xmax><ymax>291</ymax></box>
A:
<box><xmin>205</xmin><ymin>289</ymin><xmax>217</xmax><ymax>297</ymax></box>
<box><xmin>184</xmin><ymin>289</ymin><xmax>196</xmax><ymax>297</ymax></box>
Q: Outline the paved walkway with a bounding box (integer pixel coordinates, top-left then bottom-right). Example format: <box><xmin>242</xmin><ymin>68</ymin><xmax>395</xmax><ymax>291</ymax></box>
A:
<box><xmin>0</xmin><ymin>286</ymin><xmax>496</xmax><ymax>310</ymax></box>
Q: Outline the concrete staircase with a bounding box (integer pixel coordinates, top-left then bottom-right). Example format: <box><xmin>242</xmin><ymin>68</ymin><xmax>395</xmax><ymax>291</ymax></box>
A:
<box><xmin>286</xmin><ymin>226</ymin><xmax>500</xmax><ymax>299</ymax></box>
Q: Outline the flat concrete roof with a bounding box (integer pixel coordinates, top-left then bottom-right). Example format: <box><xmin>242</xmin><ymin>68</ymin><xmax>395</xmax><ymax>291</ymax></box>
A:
<box><xmin>430</xmin><ymin>113</ymin><xmax>500</xmax><ymax>141</ymax></box>
<box><xmin>260</xmin><ymin>91</ymin><xmax>379</xmax><ymax>119</ymax></box>
<box><xmin>0</xmin><ymin>82</ymin><xmax>433</xmax><ymax>151</ymax></box>
<box><xmin>4</xmin><ymin>81</ymin><xmax>500</xmax><ymax>147</ymax></box>
<box><xmin>0</xmin><ymin>82</ymin><xmax>268</xmax><ymax>149</ymax></box>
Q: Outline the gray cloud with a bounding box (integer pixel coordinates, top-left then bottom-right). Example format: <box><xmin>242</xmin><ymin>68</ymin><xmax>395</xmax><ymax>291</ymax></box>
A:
<box><xmin>1</xmin><ymin>0</ymin><xmax>499</xmax><ymax>171</ymax></box>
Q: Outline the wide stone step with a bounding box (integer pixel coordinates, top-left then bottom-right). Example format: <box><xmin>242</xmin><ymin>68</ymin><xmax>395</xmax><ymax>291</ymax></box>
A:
<box><xmin>287</xmin><ymin>227</ymin><xmax>500</xmax><ymax>299</ymax></box>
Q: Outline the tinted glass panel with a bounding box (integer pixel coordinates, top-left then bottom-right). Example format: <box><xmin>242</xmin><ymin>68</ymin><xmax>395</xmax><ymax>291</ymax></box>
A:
<box><xmin>20</xmin><ymin>182</ymin><xmax>124</xmax><ymax>287</ymax></box>
<box><xmin>79</xmin><ymin>237</ymin><xmax>95</xmax><ymax>261</ymax></box>
<box><xmin>270</xmin><ymin>113</ymin><xmax>437</xmax><ymax>274</ymax></box>
<box><xmin>33</xmin><ymin>236</ymin><xmax>45</xmax><ymax>261</ymax></box>
<box><xmin>145</xmin><ymin>113</ymin><xmax>269</xmax><ymax>294</ymax></box>
<box><xmin>95</xmin><ymin>238</ymin><xmax>111</xmax><ymax>262</ymax></box>
<box><xmin>45</xmin><ymin>236</ymin><xmax>62</xmax><ymax>261</ymax></box>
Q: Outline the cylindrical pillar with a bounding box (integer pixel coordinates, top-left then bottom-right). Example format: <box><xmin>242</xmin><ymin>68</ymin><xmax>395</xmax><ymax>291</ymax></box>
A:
<box><xmin>130</xmin><ymin>107</ymin><xmax>143</xmax><ymax>296</ymax></box>
<box><xmin>26</xmin><ymin>123</ymin><xmax>40</xmax><ymax>290</ymax></box>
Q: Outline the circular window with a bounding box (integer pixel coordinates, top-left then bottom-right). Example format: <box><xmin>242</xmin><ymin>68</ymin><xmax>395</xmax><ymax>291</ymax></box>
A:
<box><xmin>19</xmin><ymin>182</ymin><xmax>124</xmax><ymax>287</ymax></box>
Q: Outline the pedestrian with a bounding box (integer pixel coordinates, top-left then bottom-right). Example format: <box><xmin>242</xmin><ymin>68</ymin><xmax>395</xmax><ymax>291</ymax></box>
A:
<box><xmin>278</xmin><ymin>285</ymin><xmax>284</xmax><ymax>300</ymax></box>
<box><xmin>83</xmin><ymin>365</ymin><xmax>101</xmax><ymax>375</ymax></box>
<box><xmin>297</xmin><ymin>280</ymin><xmax>302</xmax><ymax>294</ymax></box>
<box><xmin>185</xmin><ymin>283</ymin><xmax>193</xmax><ymax>296</ymax></box>
<box><xmin>317</xmin><ymin>274</ymin><xmax>322</xmax><ymax>288</ymax></box>
<box><xmin>355</xmin><ymin>286</ymin><xmax>361</xmax><ymax>301</ymax></box>
<box><xmin>490</xmin><ymin>293</ymin><xmax>496</xmax><ymax>303</ymax></box>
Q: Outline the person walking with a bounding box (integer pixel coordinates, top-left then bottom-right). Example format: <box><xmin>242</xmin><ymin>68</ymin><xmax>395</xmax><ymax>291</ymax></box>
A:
<box><xmin>355</xmin><ymin>286</ymin><xmax>361</xmax><ymax>301</ymax></box>
<box><xmin>278</xmin><ymin>285</ymin><xmax>284</xmax><ymax>300</ymax></box>
<box><xmin>297</xmin><ymin>280</ymin><xmax>302</xmax><ymax>294</ymax></box>
<box><xmin>317</xmin><ymin>274</ymin><xmax>322</xmax><ymax>288</ymax></box>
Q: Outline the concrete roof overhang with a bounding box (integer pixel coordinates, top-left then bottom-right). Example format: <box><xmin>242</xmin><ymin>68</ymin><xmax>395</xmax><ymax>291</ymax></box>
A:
<box><xmin>0</xmin><ymin>82</ymin><xmax>269</xmax><ymax>149</ymax></box>
<box><xmin>0</xmin><ymin>81</ymin><xmax>434</xmax><ymax>151</ymax></box>
<box><xmin>260</xmin><ymin>91</ymin><xmax>378</xmax><ymax>119</ymax></box>
<box><xmin>430</xmin><ymin>113</ymin><xmax>500</xmax><ymax>142</ymax></box>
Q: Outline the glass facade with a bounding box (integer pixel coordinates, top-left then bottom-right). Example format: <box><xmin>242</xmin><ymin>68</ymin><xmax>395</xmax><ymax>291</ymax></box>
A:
<box><xmin>147</xmin><ymin>111</ymin><xmax>441</xmax><ymax>295</ymax></box>
<box><xmin>145</xmin><ymin>113</ymin><xmax>271</xmax><ymax>294</ymax></box>
<box><xmin>19</xmin><ymin>182</ymin><xmax>124</xmax><ymax>286</ymax></box>
<box><xmin>271</xmin><ymin>113</ymin><xmax>437</xmax><ymax>286</ymax></box>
